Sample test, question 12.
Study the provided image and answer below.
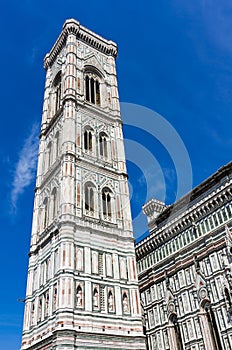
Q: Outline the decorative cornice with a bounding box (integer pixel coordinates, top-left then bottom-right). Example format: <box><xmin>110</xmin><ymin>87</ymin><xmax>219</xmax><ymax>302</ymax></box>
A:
<box><xmin>136</xmin><ymin>162</ymin><xmax>232</xmax><ymax>258</ymax></box>
<box><xmin>156</xmin><ymin>161</ymin><xmax>232</xmax><ymax>226</ymax></box>
<box><xmin>44</xmin><ymin>19</ymin><xmax>118</xmax><ymax>69</ymax></box>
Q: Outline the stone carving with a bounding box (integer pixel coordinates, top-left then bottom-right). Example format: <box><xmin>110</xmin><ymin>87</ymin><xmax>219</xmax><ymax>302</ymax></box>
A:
<box><xmin>108</xmin><ymin>290</ymin><xmax>114</xmax><ymax>312</ymax></box>
<box><xmin>93</xmin><ymin>287</ymin><xmax>99</xmax><ymax>308</ymax></box>
<box><xmin>122</xmin><ymin>292</ymin><xmax>129</xmax><ymax>313</ymax></box>
<box><xmin>76</xmin><ymin>285</ymin><xmax>83</xmax><ymax>307</ymax></box>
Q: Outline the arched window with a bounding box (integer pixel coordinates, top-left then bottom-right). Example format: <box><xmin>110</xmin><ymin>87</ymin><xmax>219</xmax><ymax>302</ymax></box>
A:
<box><xmin>85</xmin><ymin>73</ymin><xmax>101</xmax><ymax>106</ymax></box>
<box><xmin>38</xmin><ymin>297</ymin><xmax>42</xmax><ymax>322</ymax></box>
<box><xmin>96</xmin><ymin>80</ymin><xmax>100</xmax><ymax>105</ymax></box>
<box><xmin>51</xmin><ymin>71</ymin><xmax>62</xmax><ymax>116</ymax></box>
<box><xmin>84</xmin><ymin>127</ymin><xmax>93</xmax><ymax>152</ymax></box>
<box><xmin>99</xmin><ymin>132</ymin><xmax>108</xmax><ymax>159</ymax></box>
<box><xmin>54</xmin><ymin>131</ymin><xmax>60</xmax><ymax>159</ymax></box>
<box><xmin>53</xmin><ymin>286</ymin><xmax>57</xmax><ymax>311</ymax></box>
<box><xmin>84</xmin><ymin>182</ymin><xmax>95</xmax><ymax>215</ymax></box>
<box><xmin>85</xmin><ymin>75</ymin><xmax>90</xmax><ymax>101</ymax></box>
<box><xmin>102</xmin><ymin>187</ymin><xmax>112</xmax><ymax>220</ymax></box>
<box><xmin>43</xmin><ymin>198</ymin><xmax>49</xmax><ymax>229</ymax></box>
<box><xmin>90</xmin><ymin>77</ymin><xmax>95</xmax><ymax>104</ymax></box>
<box><xmin>31</xmin><ymin>302</ymin><xmax>35</xmax><ymax>326</ymax></box>
<box><xmin>47</xmin><ymin>141</ymin><xmax>52</xmax><ymax>169</ymax></box>
<box><xmin>51</xmin><ymin>188</ymin><xmax>58</xmax><ymax>219</ymax></box>
<box><xmin>45</xmin><ymin>292</ymin><xmax>49</xmax><ymax>318</ymax></box>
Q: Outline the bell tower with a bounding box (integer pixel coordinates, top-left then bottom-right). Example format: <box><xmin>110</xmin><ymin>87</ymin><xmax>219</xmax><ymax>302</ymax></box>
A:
<box><xmin>21</xmin><ymin>19</ymin><xmax>146</xmax><ymax>349</ymax></box>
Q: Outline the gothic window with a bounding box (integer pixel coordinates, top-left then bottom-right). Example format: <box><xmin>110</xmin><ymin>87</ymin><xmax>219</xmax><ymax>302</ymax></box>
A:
<box><xmin>84</xmin><ymin>127</ymin><xmax>93</xmax><ymax>152</ymax></box>
<box><xmin>38</xmin><ymin>297</ymin><xmax>42</xmax><ymax>322</ymax></box>
<box><xmin>45</xmin><ymin>292</ymin><xmax>49</xmax><ymax>318</ymax></box>
<box><xmin>85</xmin><ymin>75</ymin><xmax>90</xmax><ymax>101</ymax></box>
<box><xmin>96</xmin><ymin>80</ymin><xmax>100</xmax><ymax>105</ymax></box>
<box><xmin>46</xmin><ymin>258</ymin><xmax>51</xmax><ymax>281</ymax></box>
<box><xmin>53</xmin><ymin>285</ymin><xmax>57</xmax><ymax>311</ymax></box>
<box><xmin>51</xmin><ymin>71</ymin><xmax>62</xmax><ymax>116</ymax></box>
<box><xmin>51</xmin><ymin>187</ymin><xmax>58</xmax><ymax>219</ymax></box>
<box><xmin>47</xmin><ymin>141</ymin><xmax>52</xmax><ymax>169</ymax></box>
<box><xmin>76</xmin><ymin>285</ymin><xmax>83</xmax><ymax>308</ymax></box>
<box><xmin>99</xmin><ymin>132</ymin><xmax>108</xmax><ymax>159</ymax></box>
<box><xmin>54</xmin><ymin>131</ymin><xmax>60</xmax><ymax>159</ymax></box>
<box><xmin>33</xmin><ymin>268</ymin><xmax>37</xmax><ymax>291</ymax></box>
<box><xmin>42</xmin><ymin>198</ymin><xmax>49</xmax><ymax>229</ymax></box>
<box><xmin>54</xmin><ymin>249</ymin><xmax>59</xmax><ymax>273</ymax></box>
<box><xmin>85</xmin><ymin>73</ymin><xmax>101</xmax><ymax>106</ymax></box>
<box><xmin>84</xmin><ymin>182</ymin><xmax>95</xmax><ymax>215</ymax></box>
<box><xmin>31</xmin><ymin>302</ymin><xmax>35</xmax><ymax>326</ymax></box>
<box><xmin>102</xmin><ymin>187</ymin><xmax>112</xmax><ymax>220</ymax></box>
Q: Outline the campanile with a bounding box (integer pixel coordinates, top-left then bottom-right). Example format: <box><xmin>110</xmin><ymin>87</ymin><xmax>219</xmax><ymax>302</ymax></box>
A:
<box><xmin>21</xmin><ymin>19</ymin><xmax>146</xmax><ymax>350</ymax></box>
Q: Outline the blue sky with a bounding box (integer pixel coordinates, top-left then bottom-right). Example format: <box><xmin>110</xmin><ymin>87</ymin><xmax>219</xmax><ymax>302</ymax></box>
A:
<box><xmin>0</xmin><ymin>1</ymin><xmax>232</xmax><ymax>349</ymax></box>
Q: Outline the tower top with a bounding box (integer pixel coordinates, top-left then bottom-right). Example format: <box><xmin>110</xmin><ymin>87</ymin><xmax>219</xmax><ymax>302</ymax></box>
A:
<box><xmin>44</xmin><ymin>18</ymin><xmax>118</xmax><ymax>69</ymax></box>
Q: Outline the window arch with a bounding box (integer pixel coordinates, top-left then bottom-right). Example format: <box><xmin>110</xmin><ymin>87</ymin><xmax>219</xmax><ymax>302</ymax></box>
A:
<box><xmin>84</xmin><ymin>182</ymin><xmax>96</xmax><ymax>215</ymax></box>
<box><xmin>102</xmin><ymin>187</ymin><xmax>113</xmax><ymax>220</ymax></box>
<box><xmin>42</xmin><ymin>197</ymin><xmax>49</xmax><ymax>230</ymax></box>
<box><xmin>85</xmin><ymin>73</ymin><xmax>101</xmax><ymax>106</ymax></box>
<box><xmin>54</xmin><ymin>131</ymin><xmax>60</xmax><ymax>159</ymax></box>
<box><xmin>51</xmin><ymin>187</ymin><xmax>58</xmax><ymax>219</ymax></box>
<box><xmin>47</xmin><ymin>141</ymin><xmax>52</xmax><ymax>169</ymax></box>
<box><xmin>51</xmin><ymin>71</ymin><xmax>62</xmax><ymax>116</ymax></box>
<box><xmin>84</xmin><ymin>127</ymin><xmax>93</xmax><ymax>152</ymax></box>
<box><xmin>53</xmin><ymin>286</ymin><xmax>57</xmax><ymax>311</ymax></box>
<box><xmin>45</xmin><ymin>292</ymin><xmax>49</xmax><ymax>318</ymax></box>
<box><xmin>38</xmin><ymin>297</ymin><xmax>42</xmax><ymax>322</ymax></box>
<box><xmin>31</xmin><ymin>302</ymin><xmax>35</xmax><ymax>326</ymax></box>
<box><xmin>99</xmin><ymin>132</ymin><xmax>108</xmax><ymax>159</ymax></box>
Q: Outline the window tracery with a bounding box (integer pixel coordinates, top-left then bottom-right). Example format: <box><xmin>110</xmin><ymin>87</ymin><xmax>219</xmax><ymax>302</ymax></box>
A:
<box><xmin>84</xmin><ymin>182</ymin><xmax>96</xmax><ymax>216</ymax></box>
<box><xmin>84</xmin><ymin>127</ymin><xmax>93</xmax><ymax>152</ymax></box>
<box><xmin>102</xmin><ymin>187</ymin><xmax>112</xmax><ymax>220</ymax></box>
<box><xmin>50</xmin><ymin>71</ymin><xmax>62</xmax><ymax>117</ymax></box>
<box><xmin>85</xmin><ymin>73</ymin><xmax>101</xmax><ymax>106</ymax></box>
<box><xmin>99</xmin><ymin>132</ymin><xmax>108</xmax><ymax>159</ymax></box>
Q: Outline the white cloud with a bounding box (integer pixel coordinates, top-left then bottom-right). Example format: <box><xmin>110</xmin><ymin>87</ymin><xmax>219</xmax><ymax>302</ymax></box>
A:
<box><xmin>11</xmin><ymin>123</ymin><xmax>39</xmax><ymax>211</ymax></box>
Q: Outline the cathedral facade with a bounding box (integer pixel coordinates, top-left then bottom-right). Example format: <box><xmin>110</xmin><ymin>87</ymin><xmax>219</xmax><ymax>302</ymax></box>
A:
<box><xmin>136</xmin><ymin>162</ymin><xmax>232</xmax><ymax>350</ymax></box>
<box><xmin>21</xmin><ymin>19</ymin><xmax>146</xmax><ymax>350</ymax></box>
